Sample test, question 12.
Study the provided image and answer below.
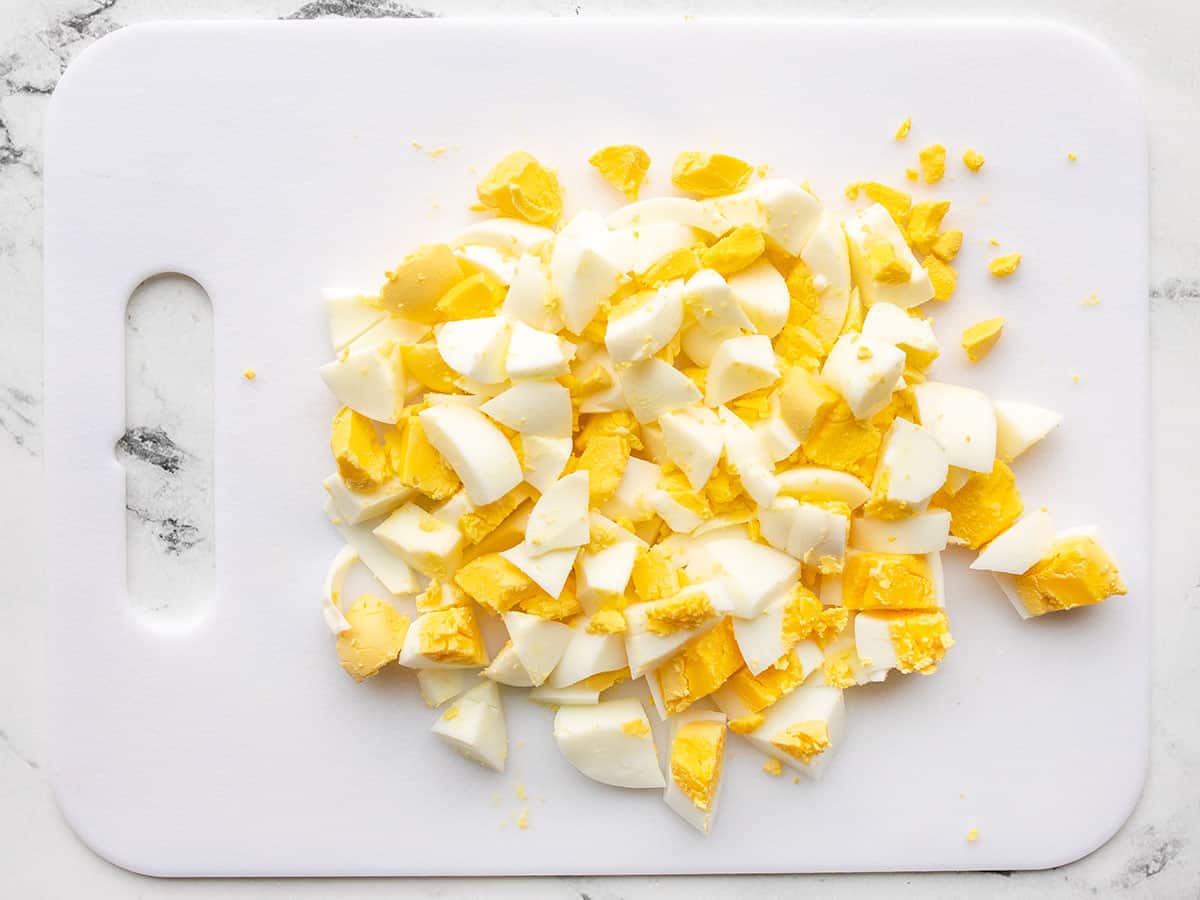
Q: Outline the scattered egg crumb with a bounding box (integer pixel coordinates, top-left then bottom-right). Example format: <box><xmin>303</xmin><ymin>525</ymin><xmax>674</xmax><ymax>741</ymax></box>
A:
<box><xmin>515</xmin><ymin>783</ymin><xmax>527</xmax><ymax>801</ymax></box>
<box><xmin>962</xmin><ymin>148</ymin><xmax>985</xmax><ymax>172</ymax></box>
<box><xmin>242</xmin><ymin>368</ymin><xmax>256</xmax><ymax>380</ymax></box>
<box><xmin>1072</xmin><ymin>373</ymin><xmax>1081</xmax><ymax>384</ymax></box>
<box><xmin>1067</xmin><ymin>152</ymin><xmax>1078</xmax><ymax>161</ymax></box>
<box><xmin>894</xmin><ymin>116</ymin><xmax>912</xmax><ymax>140</ymax></box>
<box><xmin>967</xmin><ymin>828</ymin><xmax>979</xmax><ymax>843</ymax></box>
<box><xmin>905</xmin><ymin>168</ymin><xmax>918</xmax><ymax>182</ymax></box>
<box><xmin>962</xmin><ymin>317</ymin><xmax>1005</xmax><ymax>362</ymax></box>
<box><xmin>1081</xmin><ymin>292</ymin><xmax>1100</xmax><ymax>307</ymax></box>
<box><xmin>762</xmin><ymin>758</ymin><xmax>783</xmax><ymax>777</ymax></box>
<box><xmin>517</xmin><ymin>809</ymin><xmax>530</xmax><ymax>830</ymax></box>
<box><xmin>989</xmin><ymin>253</ymin><xmax>1022</xmax><ymax>278</ymax></box>
<box><xmin>988</xmin><ymin>238</ymin><xmax>1000</xmax><ymax>247</ymax></box>
<box><xmin>919</xmin><ymin>143</ymin><xmax>947</xmax><ymax>184</ymax></box>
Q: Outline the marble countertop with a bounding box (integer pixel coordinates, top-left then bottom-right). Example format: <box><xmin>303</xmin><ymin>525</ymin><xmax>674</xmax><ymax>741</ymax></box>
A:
<box><xmin>3</xmin><ymin>0</ymin><xmax>1198</xmax><ymax>896</ymax></box>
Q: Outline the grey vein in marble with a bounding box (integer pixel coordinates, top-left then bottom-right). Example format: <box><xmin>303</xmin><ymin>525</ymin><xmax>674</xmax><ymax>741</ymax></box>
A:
<box><xmin>286</xmin><ymin>0</ymin><xmax>435</xmax><ymax>18</ymax></box>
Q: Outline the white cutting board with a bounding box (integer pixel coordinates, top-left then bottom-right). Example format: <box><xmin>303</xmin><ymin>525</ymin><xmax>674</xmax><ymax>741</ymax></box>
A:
<box><xmin>44</xmin><ymin>19</ymin><xmax>1148</xmax><ymax>876</ymax></box>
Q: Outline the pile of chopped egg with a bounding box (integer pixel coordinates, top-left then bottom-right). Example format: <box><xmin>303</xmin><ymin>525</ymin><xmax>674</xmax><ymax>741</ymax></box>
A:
<box><xmin>317</xmin><ymin>146</ymin><xmax>1126</xmax><ymax>835</ymax></box>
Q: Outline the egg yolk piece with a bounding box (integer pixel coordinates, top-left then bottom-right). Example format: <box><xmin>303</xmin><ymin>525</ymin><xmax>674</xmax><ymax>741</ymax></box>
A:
<box><xmin>417</xmin><ymin>606</ymin><xmax>489</xmax><ymax>666</ymax></box>
<box><xmin>1013</xmin><ymin>535</ymin><xmax>1127</xmax><ymax>616</ymax></box>
<box><xmin>770</xmin><ymin>720</ymin><xmax>831</xmax><ymax>765</ymax></box>
<box><xmin>589</xmin><ymin>144</ymin><xmax>651</xmax><ymax>199</ymax></box>
<box><xmin>386</xmin><ymin>415</ymin><xmax>461</xmax><ymax>500</ymax></box>
<box><xmin>930</xmin><ymin>460</ymin><xmax>1023</xmax><ymax>549</ymax></box>
<box><xmin>331</xmin><ymin>406</ymin><xmax>388</xmax><ymax>490</ymax></box>
<box><xmin>380</xmin><ymin>243</ymin><xmax>465</xmax><ymax>323</ymax></box>
<box><xmin>670</xmin><ymin>720</ymin><xmax>726</xmax><ymax>811</ymax></box>
<box><xmin>671</xmin><ymin>152</ymin><xmax>754</xmax><ymax>197</ymax></box>
<box><xmin>842</xmin><ymin>552</ymin><xmax>939</xmax><ymax>610</ymax></box>
<box><xmin>454</xmin><ymin>552</ymin><xmax>541</xmax><ymax>614</ymax></box>
<box><xmin>645</xmin><ymin>590</ymin><xmax>718</xmax><ymax>636</ymax></box>
<box><xmin>336</xmin><ymin>595</ymin><xmax>410</xmax><ymax>682</ymax></box>
<box><xmin>657</xmin><ymin>618</ymin><xmax>743</xmax><ymax>716</ymax></box>
<box><xmin>476</xmin><ymin>151</ymin><xmax>564</xmax><ymax>226</ymax></box>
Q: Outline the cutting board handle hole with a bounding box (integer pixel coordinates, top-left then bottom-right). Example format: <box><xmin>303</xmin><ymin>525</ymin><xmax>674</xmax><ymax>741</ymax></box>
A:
<box><xmin>116</xmin><ymin>273</ymin><xmax>214</xmax><ymax>625</ymax></box>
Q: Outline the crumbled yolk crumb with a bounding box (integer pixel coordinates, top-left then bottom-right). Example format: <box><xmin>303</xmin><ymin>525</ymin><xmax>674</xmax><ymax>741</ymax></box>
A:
<box><xmin>701</xmin><ymin>224</ymin><xmax>766</xmax><ymax>276</ymax></box>
<box><xmin>962</xmin><ymin>149</ymin><xmax>986</xmax><ymax>172</ymax></box>
<box><xmin>846</xmin><ymin>181</ymin><xmax>913</xmax><ymax>221</ymax></box>
<box><xmin>842</xmin><ymin>552</ymin><xmax>939</xmax><ymax>610</ymax></box>
<box><xmin>867</xmin><ymin>241</ymin><xmax>912</xmax><ymax>285</ymax></box>
<box><xmin>387</xmin><ymin>415</ymin><xmax>460</xmax><ymax>500</ymax></box>
<box><xmin>762</xmin><ymin>758</ymin><xmax>784</xmax><ymax>776</ymax></box>
<box><xmin>1067</xmin><ymin>152</ymin><xmax>1078</xmax><ymax>162</ymax></box>
<box><xmin>417</xmin><ymin>606</ymin><xmax>488</xmax><ymax>666</ymax></box>
<box><xmin>435</xmin><ymin>271</ymin><xmax>506</xmax><ymax>320</ymax></box>
<box><xmin>671</xmin><ymin>151</ymin><xmax>754</xmax><ymax>197</ymax></box>
<box><xmin>1081</xmin><ymin>292</ymin><xmax>1100</xmax><ymax>307</ymax></box>
<box><xmin>242</xmin><ymin>368</ymin><xmax>256</xmax><ymax>380</ymax></box>
<box><xmin>380</xmin><ymin>243</ymin><xmax>464</xmax><ymax>323</ymax></box>
<box><xmin>930</xmin><ymin>229</ymin><xmax>963</xmax><ymax>262</ymax></box>
<box><xmin>967</xmin><ymin>828</ymin><xmax>979</xmax><ymax>843</ymax></box>
<box><xmin>442</xmin><ymin>704</ymin><xmax>459</xmax><ymax>720</ymax></box>
<box><xmin>645</xmin><ymin>590</ymin><xmax>717</xmax><ymax>636</ymax></box>
<box><xmin>728</xmin><ymin>712</ymin><xmax>765</xmax><ymax>734</ymax></box>
<box><xmin>459</xmin><ymin>485</ymin><xmax>534</xmax><ymax>544</ymax></box>
<box><xmin>517</xmin><ymin>809</ymin><xmax>530</xmax><ymax>830</ymax></box>
<box><xmin>589</xmin><ymin>144</ymin><xmax>651</xmax><ymax>199</ymax></box>
<box><xmin>587</xmin><ymin>608</ymin><xmax>628</xmax><ymax>635</ymax></box>
<box><xmin>454</xmin><ymin>553</ymin><xmax>540</xmax><ymax>614</ymax></box>
<box><xmin>782</xmin><ymin>585</ymin><xmax>848</xmax><ymax>644</ymax></box>
<box><xmin>919</xmin><ymin>144</ymin><xmax>947</xmax><ymax>184</ymax></box>
<box><xmin>670</xmin><ymin>720</ymin><xmax>726</xmax><ymax>811</ymax></box>
<box><xmin>869</xmin><ymin>610</ymin><xmax>955</xmax><ymax>673</ymax></box>
<box><xmin>1013</xmin><ymin>535</ymin><xmax>1127</xmax><ymax>616</ymax></box>
<box><xmin>621</xmin><ymin>718</ymin><xmax>651</xmax><ymax>738</ymax></box>
<box><xmin>657</xmin><ymin>618</ymin><xmax>743</xmax><ymax>715</ymax></box>
<box><xmin>989</xmin><ymin>253</ymin><xmax>1023</xmax><ymax>278</ymax></box>
<box><xmin>907</xmin><ymin>201</ymin><xmax>951</xmax><ymax>255</ymax></box>
<box><xmin>336</xmin><ymin>595</ymin><xmax>410</xmax><ymax>682</ymax></box>
<box><xmin>331</xmin><ymin>406</ymin><xmax>388</xmax><ymax>490</ymax></box>
<box><xmin>631</xmin><ymin>545</ymin><xmax>686</xmax><ymax>604</ymax></box>
<box><xmin>905</xmin><ymin>168</ymin><xmax>919</xmax><ymax>182</ymax></box>
<box><xmin>894</xmin><ymin>116</ymin><xmax>912</xmax><ymax>140</ymax></box>
<box><xmin>962</xmin><ymin>317</ymin><xmax>1005</xmax><ymax>362</ymax></box>
<box><xmin>771</xmin><ymin>720</ymin><xmax>831</xmax><ymax>765</ymax></box>
<box><xmin>476</xmin><ymin>151</ymin><xmax>563</xmax><ymax>226</ymax></box>
<box><xmin>640</xmin><ymin>247</ymin><xmax>701</xmax><ymax>288</ymax></box>
<box><xmin>415</xmin><ymin>579</ymin><xmax>470</xmax><ymax>612</ymax></box>
<box><xmin>931</xmin><ymin>460</ymin><xmax>1024</xmax><ymax>549</ymax></box>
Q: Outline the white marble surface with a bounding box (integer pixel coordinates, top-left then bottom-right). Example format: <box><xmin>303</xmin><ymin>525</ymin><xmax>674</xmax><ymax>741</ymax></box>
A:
<box><xmin>2</xmin><ymin>0</ymin><xmax>1198</xmax><ymax>896</ymax></box>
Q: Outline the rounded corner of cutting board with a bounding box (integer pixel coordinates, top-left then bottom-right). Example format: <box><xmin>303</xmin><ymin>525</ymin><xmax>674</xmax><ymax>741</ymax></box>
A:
<box><xmin>49</xmin><ymin>774</ymin><xmax>173</xmax><ymax>879</ymax></box>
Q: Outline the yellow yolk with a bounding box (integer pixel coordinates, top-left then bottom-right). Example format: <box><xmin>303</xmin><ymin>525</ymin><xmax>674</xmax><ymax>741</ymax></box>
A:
<box><xmin>671</xmin><ymin>151</ymin><xmax>754</xmax><ymax>197</ymax></box>
<box><xmin>645</xmin><ymin>590</ymin><xmax>717</xmax><ymax>636</ymax></box>
<box><xmin>894</xmin><ymin>116</ymin><xmax>912</xmax><ymax>140</ymax></box>
<box><xmin>380</xmin><ymin>243</ymin><xmax>465</xmax><ymax>322</ymax></box>
<box><xmin>580</xmin><ymin>667</ymin><xmax>630</xmax><ymax>693</ymax></box>
<box><xmin>330</xmin><ymin>406</ymin><xmax>387</xmax><ymax>490</ymax></box>
<box><xmin>417</xmin><ymin>605</ymin><xmax>488</xmax><ymax>666</ymax></box>
<box><xmin>842</xmin><ymin>552</ymin><xmax>939</xmax><ymax>610</ymax></box>
<box><xmin>962</xmin><ymin>149</ymin><xmax>986</xmax><ymax>172</ymax></box>
<box><xmin>846</xmin><ymin>181</ymin><xmax>912</xmax><ymax>221</ymax></box>
<box><xmin>782</xmin><ymin>585</ymin><xmax>849</xmax><ymax>644</ymax></box>
<box><xmin>867</xmin><ymin>241</ymin><xmax>913</xmax><ymax>284</ymax></box>
<box><xmin>400</xmin><ymin>341</ymin><xmax>461</xmax><ymax>393</ymax></box>
<box><xmin>801</xmin><ymin>400</ymin><xmax>884</xmax><ymax>482</ymax></box>
<box><xmin>387</xmin><ymin>415</ymin><xmax>460</xmax><ymax>500</ymax></box>
<box><xmin>435</xmin><ymin>271</ymin><xmax>506</xmax><ymax>320</ymax></box>
<box><xmin>415</xmin><ymin>579</ymin><xmax>471</xmax><ymax>613</ymax></box>
<box><xmin>458</xmin><ymin>485</ymin><xmax>535</xmax><ymax>544</ymax></box>
<box><xmin>659</xmin><ymin>467</ymin><xmax>714</xmax><ymax>522</ymax></box>
<box><xmin>621</xmin><ymin>718</ymin><xmax>651</xmax><ymax>737</ymax></box>
<box><xmin>771</xmin><ymin>720</ymin><xmax>831</xmax><ymax>765</ymax></box>
<box><xmin>931</xmin><ymin>460</ymin><xmax>1023</xmax><ymax>549</ymax></box>
<box><xmin>1013</xmin><ymin>535</ymin><xmax>1127</xmax><ymax>616</ymax></box>
<box><xmin>729</xmin><ymin>387</ymin><xmax>775</xmax><ymax>424</ymax></box>
<box><xmin>657</xmin><ymin>618</ymin><xmax>743</xmax><ymax>715</ymax></box>
<box><xmin>774</xmin><ymin>324</ymin><xmax>825</xmax><ymax>372</ymax></box>
<box><xmin>335</xmin><ymin>595</ymin><xmax>410</xmax><ymax>682</ymax></box>
<box><xmin>905</xmin><ymin>168</ymin><xmax>919</xmax><ymax>182</ymax></box>
<box><xmin>728</xmin><ymin>712</ymin><xmax>765</xmax><ymax>734</ymax></box>
<box><xmin>925</xmin><ymin>256</ymin><xmax>958</xmax><ymax>302</ymax></box>
<box><xmin>906</xmin><ymin>200</ymin><xmax>951</xmax><ymax>255</ymax></box>
<box><xmin>640</xmin><ymin>247</ymin><xmax>701</xmax><ymax>288</ymax></box>
<box><xmin>874</xmin><ymin>609</ymin><xmax>955</xmax><ymax>673</ymax></box>
<box><xmin>516</xmin><ymin>576</ymin><xmax>583</xmax><ymax>621</ymax></box>
<box><xmin>631</xmin><ymin>546</ymin><xmax>687</xmax><ymax>604</ymax></box>
<box><xmin>762</xmin><ymin>758</ymin><xmax>784</xmax><ymax>776</ymax></box>
<box><xmin>778</xmin><ymin>366</ymin><xmax>840</xmax><ymax>438</ymax></box>
<box><xmin>930</xmin><ymin>229</ymin><xmax>964</xmax><ymax>262</ymax></box>
<box><xmin>574</xmin><ymin>435</ymin><xmax>629</xmax><ymax>506</ymax></box>
<box><xmin>454</xmin><ymin>552</ymin><xmax>541</xmax><ymax>614</ymax></box>
<box><xmin>722</xmin><ymin>652</ymin><xmax>809</xmax><ymax>714</ymax></box>
<box><xmin>989</xmin><ymin>253</ymin><xmax>1023</xmax><ymax>278</ymax></box>
<box><xmin>670</xmin><ymin>720</ymin><xmax>726</xmax><ymax>811</ymax></box>
<box><xmin>821</xmin><ymin>650</ymin><xmax>858</xmax><ymax>689</ymax></box>
<box><xmin>589</xmin><ymin>144</ymin><xmax>651</xmax><ymax>199</ymax></box>
<box><xmin>463</xmin><ymin>503</ymin><xmax>530</xmax><ymax>564</ymax></box>
<box><xmin>476</xmin><ymin>151</ymin><xmax>563</xmax><ymax>226</ymax></box>
<box><xmin>919</xmin><ymin>144</ymin><xmax>947</xmax><ymax>184</ymax></box>
<box><xmin>962</xmin><ymin>317</ymin><xmax>1005</xmax><ymax>362</ymax></box>
<box><xmin>242</xmin><ymin>368</ymin><xmax>256</xmax><ymax>380</ymax></box>
<box><xmin>587</xmin><ymin>608</ymin><xmax>628</xmax><ymax>635</ymax></box>
<box><xmin>700</xmin><ymin>224</ymin><xmax>766</xmax><ymax>276</ymax></box>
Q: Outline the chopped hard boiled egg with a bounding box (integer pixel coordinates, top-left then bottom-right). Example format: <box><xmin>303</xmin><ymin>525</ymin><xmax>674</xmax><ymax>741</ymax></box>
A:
<box><xmin>664</xmin><ymin>709</ymin><xmax>728</xmax><ymax>833</ymax></box>
<box><xmin>554</xmin><ymin>698</ymin><xmax>665</xmax><ymax>788</ymax></box>
<box><xmin>432</xmin><ymin>680</ymin><xmax>508</xmax><ymax>772</ymax></box>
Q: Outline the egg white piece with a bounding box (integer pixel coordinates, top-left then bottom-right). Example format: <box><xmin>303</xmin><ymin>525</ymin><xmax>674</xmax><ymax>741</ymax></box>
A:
<box><xmin>851</xmin><ymin>510</ymin><xmax>952</xmax><ymax>554</ymax></box>
<box><xmin>618</xmin><ymin>357</ymin><xmax>702</xmax><ymax>424</ymax></box>
<box><xmin>417</xmin><ymin>668</ymin><xmax>477</xmax><ymax>707</ymax></box>
<box><xmin>524</xmin><ymin>471</ymin><xmax>590</xmax><ymax>556</ymax></box>
<box><xmin>373</xmin><ymin>503</ymin><xmax>463</xmax><ymax>579</ymax></box>
<box><xmin>500</xmin><ymin>540</ymin><xmax>579</xmax><ymax>598</ymax></box>
<box><xmin>971</xmin><ymin>509</ymin><xmax>1056</xmax><ymax>574</ymax></box>
<box><xmin>649</xmin><ymin>488</ymin><xmax>706</xmax><ymax>534</ymax></box>
<box><xmin>711</xmin><ymin>178</ymin><xmax>822</xmax><ymax>256</ymax></box>
<box><xmin>325</xmin><ymin>499</ymin><xmax>420</xmax><ymax>595</ymax></box>
<box><xmin>727</xmin><ymin>258</ymin><xmax>789</xmax><ymax>337</ymax></box>
<box><xmin>994</xmin><ymin>400</ymin><xmax>1063</xmax><ymax>462</ymax></box>
<box><xmin>861</xmin><ymin>301</ymin><xmax>939</xmax><ymax>365</ymax></box>
<box><xmin>482</xmin><ymin>640</ymin><xmax>536</xmax><ymax>687</ymax></box>
<box><xmin>502</xmin><ymin>610</ymin><xmax>574</xmax><ymax>686</ymax></box>
<box><xmin>844</xmin><ymin>203</ymin><xmax>934</xmax><ymax>309</ymax></box>
<box><xmin>732</xmin><ymin>590</ymin><xmax>819</xmax><ymax>676</ymax></box>
<box><xmin>853</xmin><ymin>613</ymin><xmax>903</xmax><ymax>682</ymax></box>
<box><xmin>624</xmin><ymin>583</ymin><xmax>734</xmax><ymax>677</ymax></box>
<box><xmin>913</xmin><ymin>381</ymin><xmax>997</xmax><ymax>473</ymax></box>
<box><xmin>600</xmin><ymin>456</ymin><xmax>663</xmax><ymax>523</ymax></box>
<box><xmin>319</xmin><ymin>342</ymin><xmax>406</xmax><ymax>424</ymax></box>
<box><xmin>575</xmin><ymin>519</ymin><xmax>641</xmax><ymax>613</ymax></box>
<box><xmin>706</xmin><ymin>334</ymin><xmax>781</xmax><ymax>407</ymax></box>
<box><xmin>552</xmin><ymin>232</ymin><xmax>623</xmax><ymax>336</ymax></box>
<box><xmin>528</xmin><ymin>682</ymin><xmax>602</xmax><ymax>706</ymax></box>
<box><xmin>784</xmin><ymin>502</ymin><xmax>849</xmax><ymax>570</ymax></box>
<box><xmin>604</xmin><ymin>224</ymin><xmax>699</xmax><ymax>275</ymax></box>
<box><xmin>431</xmin><ymin>490</ymin><xmax>474</xmax><ymax>528</ymax></box>
<box><xmin>663</xmin><ymin>709</ymin><xmax>728</xmax><ymax>834</ymax></box>
<box><xmin>554</xmin><ymin>699</ymin><xmax>665</xmax><ymax>789</ymax></box>
<box><xmin>683</xmin><ymin>268</ymin><xmax>755</xmax><ymax>336</ymax></box>
<box><xmin>455</xmin><ymin>244</ymin><xmax>516</xmax><ymax>285</ymax></box>
<box><xmin>821</xmin><ymin>332</ymin><xmax>906</xmax><ymax>420</ymax></box>
<box><xmin>435</xmin><ymin>315</ymin><xmax>511</xmax><ymax>385</ymax></box>
<box><xmin>819</xmin><ymin>573</ymin><xmax>843</xmax><ymax>607</ymax></box>
<box><xmin>520</xmin><ymin>434</ymin><xmax>573</xmax><ymax>493</ymax></box>
<box><xmin>321</xmin><ymin>544</ymin><xmax>357</xmax><ymax>634</ymax></box>
<box><xmin>775</xmin><ymin>466</ymin><xmax>871</xmax><ymax>509</ymax></box>
<box><xmin>875</xmin><ymin>417</ymin><xmax>949</xmax><ymax>506</ymax></box>
<box><xmin>753</xmin><ymin>410</ymin><xmax>802</xmax><ymax>463</ymax></box>
<box><xmin>399</xmin><ymin>612</ymin><xmax>483</xmax><ymax>670</ymax></box>
<box><xmin>605</xmin><ymin>281</ymin><xmax>685</xmax><ymax>365</ymax></box>
<box><xmin>717</xmin><ymin>406</ymin><xmax>779</xmax><ymax>507</ymax></box>
<box><xmin>505</xmin><ymin>321</ymin><xmax>575</xmax><ymax>380</ymax></box>
<box><xmin>547</xmin><ymin>625</ymin><xmax>629</xmax><ymax>688</ymax></box>
<box><xmin>798</xmin><ymin>213</ymin><xmax>852</xmax><ymax>346</ymax></box>
<box><xmin>679</xmin><ymin>322</ymin><xmax>725</xmax><ymax>367</ymax></box>
<box><xmin>705</xmin><ymin>538</ymin><xmax>800</xmax><ymax>619</ymax></box>
<box><xmin>418</xmin><ymin>404</ymin><xmax>523</xmax><ymax>505</ymax></box>
<box><xmin>575</xmin><ymin>349</ymin><xmax>628</xmax><ymax>414</ymax></box>
<box><xmin>323</xmin><ymin>471</ymin><xmax>415</xmax><ymax>526</ymax></box>
<box><xmin>432</xmin><ymin>680</ymin><xmax>508</xmax><ymax>772</ymax></box>
<box><xmin>738</xmin><ymin>683</ymin><xmax>845</xmax><ymax>779</ymax></box>
<box><xmin>452</xmin><ymin>217</ymin><xmax>555</xmax><ymax>256</ymax></box>
<box><xmin>344</xmin><ymin>314</ymin><xmax>430</xmax><ymax>355</ymax></box>
<box><xmin>608</xmin><ymin>196</ymin><xmax>732</xmax><ymax>236</ymax></box>
<box><xmin>658</xmin><ymin>405</ymin><xmax>723</xmax><ymax>491</ymax></box>
<box><xmin>324</xmin><ymin>289</ymin><xmax>387</xmax><ymax>351</ymax></box>
<box><xmin>503</xmin><ymin>253</ymin><xmax>562</xmax><ymax>333</ymax></box>
<box><xmin>481</xmin><ymin>380</ymin><xmax>572</xmax><ymax>438</ymax></box>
